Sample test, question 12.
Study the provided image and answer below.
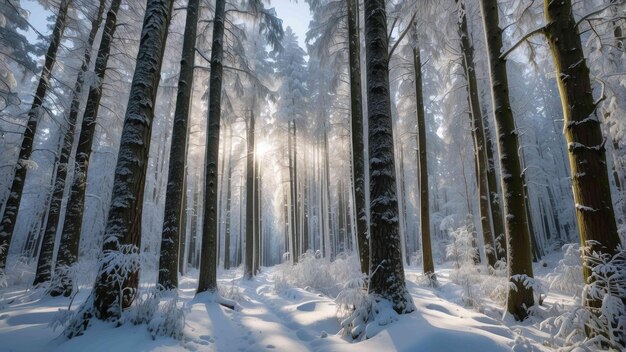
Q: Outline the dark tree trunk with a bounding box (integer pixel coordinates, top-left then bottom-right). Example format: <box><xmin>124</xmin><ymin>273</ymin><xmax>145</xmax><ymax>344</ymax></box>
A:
<box><xmin>457</xmin><ymin>1</ymin><xmax>497</xmax><ymax>267</ymax></box>
<box><xmin>288</xmin><ymin>121</ymin><xmax>299</xmax><ymax>263</ymax></box>
<box><xmin>224</xmin><ymin>126</ymin><xmax>233</xmax><ymax>270</ymax></box>
<box><xmin>51</xmin><ymin>0</ymin><xmax>122</xmax><ymax>296</ymax></box>
<box><xmin>0</xmin><ymin>0</ymin><xmax>71</xmax><ymax>270</ymax></box>
<box><xmin>479</xmin><ymin>0</ymin><xmax>534</xmax><ymax>321</ymax></box>
<box><xmin>91</xmin><ymin>0</ymin><xmax>175</xmax><ymax>321</ymax></box>
<box><xmin>244</xmin><ymin>111</ymin><xmax>255</xmax><ymax>279</ymax></box>
<box><xmin>197</xmin><ymin>0</ymin><xmax>225</xmax><ymax>294</ymax></box>
<box><xmin>347</xmin><ymin>0</ymin><xmax>369</xmax><ymax>275</ymax></box>
<box><xmin>33</xmin><ymin>0</ymin><xmax>106</xmax><ymax>287</ymax></box>
<box><xmin>413</xmin><ymin>44</ymin><xmax>436</xmax><ymax>283</ymax></box>
<box><xmin>543</xmin><ymin>0</ymin><xmax>622</xmax><ymax>298</ymax></box>
<box><xmin>157</xmin><ymin>0</ymin><xmax>199</xmax><ymax>291</ymax></box>
<box><xmin>364</xmin><ymin>0</ymin><xmax>414</xmax><ymax>314</ymax></box>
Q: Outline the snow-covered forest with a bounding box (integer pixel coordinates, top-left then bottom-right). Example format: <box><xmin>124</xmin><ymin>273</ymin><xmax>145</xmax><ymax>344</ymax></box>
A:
<box><xmin>0</xmin><ymin>0</ymin><xmax>624</xmax><ymax>350</ymax></box>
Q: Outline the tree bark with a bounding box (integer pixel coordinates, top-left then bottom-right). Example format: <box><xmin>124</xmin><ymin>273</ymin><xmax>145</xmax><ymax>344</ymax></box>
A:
<box><xmin>91</xmin><ymin>0</ymin><xmax>174</xmax><ymax>321</ymax></box>
<box><xmin>244</xmin><ymin>111</ymin><xmax>255</xmax><ymax>279</ymax></box>
<box><xmin>543</xmin><ymin>0</ymin><xmax>621</xmax><ymax>293</ymax></box>
<box><xmin>347</xmin><ymin>0</ymin><xmax>369</xmax><ymax>275</ymax></box>
<box><xmin>457</xmin><ymin>1</ymin><xmax>497</xmax><ymax>267</ymax></box>
<box><xmin>51</xmin><ymin>0</ymin><xmax>122</xmax><ymax>296</ymax></box>
<box><xmin>413</xmin><ymin>45</ymin><xmax>436</xmax><ymax>282</ymax></box>
<box><xmin>197</xmin><ymin>0</ymin><xmax>225</xmax><ymax>294</ymax></box>
<box><xmin>478</xmin><ymin>0</ymin><xmax>535</xmax><ymax>321</ymax></box>
<box><xmin>224</xmin><ymin>126</ymin><xmax>233</xmax><ymax>269</ymax></box>
<box><xmin>364</xmin><ymin>0</ymin><xmax>414</xmax><ymax>314</ymax></box>
<box><xmin>0</xmin><ymin>0</ymin><xmax>71</xmax><ymax>270</ymax></box>
<box><xmin>157</xmin><ymin>0</ymin><xmax>199</xmax><ymax>291</ymax></box>
<box><xmin>32</xmin><ymin>0</ymin><xmax>106</xmax><ymax>287</ymax></box>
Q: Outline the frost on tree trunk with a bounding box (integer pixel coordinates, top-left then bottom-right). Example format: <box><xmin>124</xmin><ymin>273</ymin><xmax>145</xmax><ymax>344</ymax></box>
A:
<box><xmin>543</xmin><ymin>0</ymin><xmax>621</xmax><ymax>304</ymax></box>
<box><xmin>478</xmin><ymin>0</ymin><xmax>534</xmax><ymax>321</ymax></box>
<box><xmin>364</xmin><ymin>0</ymin><xmax>414</xmax><ymax>314</ymax></box>
<box><xmin>91</xmin><ymin>0</ymin><xmax>175</xmax><ymax>320</ymax></box>
<box><xmin>33</xmin><ymin>0</ymin><xmax>106</xmax><ymax>287</ymax></box>
<box><xmin>413</xmin><ymin>43</ymin><xmax>436</xmax><ymax>284</ymax></box>
<box><xmin>0</xmin><ymin>0</ymin><xmax>71</xmax><ymax>271</ymax></box>
<box><xmin>244</xmin><ymin>110</ymin><xmax>255</xmax><ymax>280</ymax></box>
<box><xmin>347</xmin><ymin>0</ymin><xmax>369</xmax><ymax>276</ymax></box>
<box><xmin>197</xmin><ymin>0</ymin><xmax>225</xmax><ymax>294</ymax></box>
<box><xmin>51</xmin><ymin>0</ymin><xmax>122</xmax><ymax>297</ymax></box>
<box><xmin>457</xmin><ymin>0</ymin><xmax>497</xmax><ymax>267</ymax></box>
<box><xmin>158</xmin><ymin>0</ymin><xmax>199</xmax><ymax>291</ymax></box>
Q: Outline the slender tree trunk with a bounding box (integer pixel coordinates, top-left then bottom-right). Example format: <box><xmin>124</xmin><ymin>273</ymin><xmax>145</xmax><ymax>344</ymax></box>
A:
<box><xmin>224</xmin><ymin>126</ymin><xmax>233</xmax><ymax>270</ymax></box>
<box><xmin>52</xmin><ymin>0</ymin><xmax>123</xmax><ymax>296</ymax></box>
<box><xmin>32</xmin><ymin>0</ymin><xmax>106</xmax><ymax>287</ymax></box>
<box><xmin>457</xmin><ymin>1</ymin><xmax>497</xmax><ymax>267</ymax></box>
<box><xmin>254</xmin><ymin>159</ymin><xmax>262</xmax><ymax>273</ymax></box>
<box><xmin>413</xmin><ymin>45</ymin><xmax>436</xmax><ymax>282</ymax></box>
<box><xmin>480</xmin><ymin>107</ymin><xmax>506</xmax><ymax>261</ymax></box>
<box><xmin>543</xmin><ymin>0</ymin><xmax>622</xmax><ymax>294</ymax></box>
<box><xmin>0</xmin><ymin>0</ymin><xmax>71</xmax><ymax>270</ymax></box>
<box><xmin>347</xmin><ymin>0</ymin><xmax>369</xmax><ymax>275</ymax></box>
<box><xmin>157</xmin><ymin>0</ymin><xmax>199</xmax><ymax>291</ymax></box>
<box><xmin>197</xmin><ymin>0</ymin><xmax>225</xmax><ymax>294</ymax></box>
<box><xmin>288</xmin><ymin>121</ymin><xmax>299</xmax><ymax>263</ymax></box>
<box><xmin>479</xmin><ymin>0</ymin><xmax>534</xmax><ymax>321</ymax></box>
<box><xmin>364</xmin><ymin>0</ymin><xmax>414</xmax><ymax>313</ymax></box>
<box><xmin>244</xmin><ymin>111</ymin><xmax>255</xmax><ymax>279</ymax></box>
<box><xmin>90</xmin><ymin>0</ymin><xmax>174</xmax><ymax>322</ymax></box>
<box><xmin>323</xmin><ymin>125</ymin><xmax>332</xmax><ymax>260</ymax></box>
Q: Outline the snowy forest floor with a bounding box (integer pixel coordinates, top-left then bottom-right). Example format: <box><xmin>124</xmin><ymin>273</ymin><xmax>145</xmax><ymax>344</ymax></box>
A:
<box><xmin>0</xmin><ymin>254</ymin><xmax>573</xmax><ymax>352</ymax></box>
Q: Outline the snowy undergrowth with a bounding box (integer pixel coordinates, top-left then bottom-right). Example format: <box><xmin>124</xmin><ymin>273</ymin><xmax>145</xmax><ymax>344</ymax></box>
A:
<box><xmin>52</xmin><ymin>288</ymin><xmax>188</xmax><ymax>341</ymax></box>
<box><xmin>273</xmin><ymin>251</ymin><xmax>362</xmax><ymax>298</ymax></box>
<box><xmin>540</xmin><ymin>244</ymin><xmax>625</xmax><ymax>351</ymax></box>
<box><xmin>546</xmin><ymin>243</ymin><xmax>583</xmax><ymax>297</ymax></box>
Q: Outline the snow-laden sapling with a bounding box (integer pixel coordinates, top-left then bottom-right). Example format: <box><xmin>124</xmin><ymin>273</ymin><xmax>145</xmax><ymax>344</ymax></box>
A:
<box><xmin>541</xmin><ymin>244</ymin><xmax>625</xmax><ymax>350</ymax></box>
<box><xmin>546</xmin><ymin>243</ymin><xmax>583</xmax><ymax>296</ymax></box>
<box><xmin>446</xmin><ymin>223</ymin><xmax>482</xmax><ymax>307</ymax></box>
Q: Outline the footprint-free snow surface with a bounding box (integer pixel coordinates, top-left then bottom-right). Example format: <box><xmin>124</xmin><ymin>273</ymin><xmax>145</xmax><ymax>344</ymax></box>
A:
<box><xmin>0</xmin><ymin>267</ymin><xmax>546</xmax><ymax>351</ymax></box>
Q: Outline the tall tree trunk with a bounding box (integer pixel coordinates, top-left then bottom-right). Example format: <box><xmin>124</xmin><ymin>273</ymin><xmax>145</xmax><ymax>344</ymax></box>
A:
<box><xmin>224</xmin><ymin>126</ymin><xmax>233</xmax><ymax>270</ymax></box>
<box><xmin>254</xmin><ymin>159</ymin><xmax>262</xmax><ymax>273</ymax></box>
<box><xmin>457</xmin><ymin>1</ymin><xmax>497</xmax><ymax>267</ymax></box>
<box><xmin>323</xmin><ymin>125</ymin><xmax>332</xmax><ymax>260</ymax></box>
<box><xmin>0</xmin><ymin>0</ymin><xmax>71</xmax><ymax>270</ymax></box>
<box><xmin>157</xmin><ymin>0</ymin><xmax>199</xmax><ymax>291</ymax></box>
<box><xmin>90</xmin><ymin>0</ymin><xmax>174</xmax><ymax>321</ymax></box>
<box><xmin>244</xmin><ymin>111</ymin><xmax>255</xmax><ymax>280</ymax></box>
<box><xmin>52</xmin><ymin>0</ymin><xmax>123</xmax><ymax>296</ymax></box>
<box><xmin>347</xmin><ymin>0</ymin><xmax>369</xmax><ymax>275</ymax></box>
<box><xmin>478</xmin><ymin>0</ymin><xmax>534</xmax><ymax>321</ymax></box>
<box><xmin>543</xmin><ymin>0</ymin><xmax>622</xmax><ymax>296</ymax></box>
<box><xmin>288</xmin><ymin>121</ymin><xmax>299</xmax><ymax>263</ymax></box>
<box><xmin>33</xmin><ymin>0</ymin><xmax>106</xmax><ymax>287</ymax></box>
<box><xmin>197</xmin><ymin>0</ymin><xmax>225</xmax><ymax>294</ymax></box>
<box><xmin>413</xmin><ymin>45</ymin><xmax>436</xmax><ymax>283</ymax></box>
<box><xmin>364</xmin><ymin>0</ymin><xmax>414</xmax><ymax>314</ymax></box>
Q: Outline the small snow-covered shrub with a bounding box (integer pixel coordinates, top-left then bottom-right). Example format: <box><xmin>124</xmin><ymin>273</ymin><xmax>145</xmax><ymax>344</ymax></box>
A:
<box><xmin>340</xmin><ymin>295</ymin><xmax>406</xmax><ymax>340</ymax></box>
<box><xmin>219</xmin><ymin>281</ymin><xmax>246</xmax><ymax>303</ymax></box>
<box><xmin>480</xmin><ymin>259</ymin><xmax>508</xmax><ymax>306</ymax></box>
<box><xmin>145</xmin><ymin>292</ymin><xmax>186</xmax><ymax>340</ymax></box>
<box><xmin>546</xmin><ymin>243</ymin><xmax>583</xmax><ymax>296</ymax></box>
<box><xmin>446</xmin><ymin>223</ymin><xmax>482</xmax><ymax>307</ymax></box>
<box><xmin>273</xmin><ymin>251</ymin><xmax>361</xmax><ymax>298</ymax></box>
<box><xmin>130</xmin><ymin>289</ymin><xmax>187</xmax><ymax>340</ymax></box>
<box><xmin>335</xmin><ymin>276</ymin><xmax>367</xmax><ymax>321</ymax></box>
<box><xmin>541</xmin><ymin>244</ymin><xmax>625</xmax><ymax>350</ymax></box>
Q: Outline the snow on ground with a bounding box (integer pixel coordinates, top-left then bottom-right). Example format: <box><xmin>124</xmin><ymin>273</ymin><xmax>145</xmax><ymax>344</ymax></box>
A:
<box><xmin>0</xmin><ymin>258</ymin><xmax>568</xmax><ymax>352</ymax></box>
